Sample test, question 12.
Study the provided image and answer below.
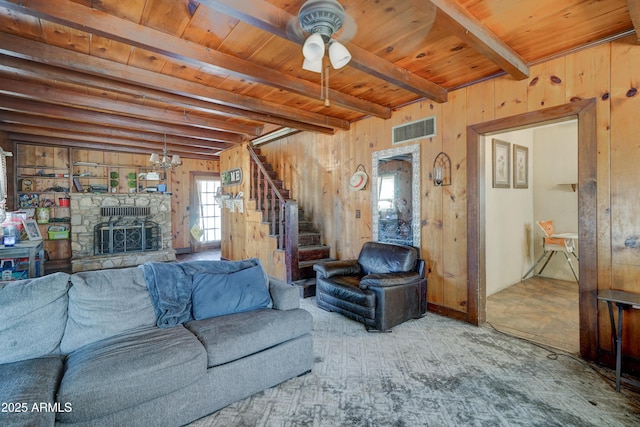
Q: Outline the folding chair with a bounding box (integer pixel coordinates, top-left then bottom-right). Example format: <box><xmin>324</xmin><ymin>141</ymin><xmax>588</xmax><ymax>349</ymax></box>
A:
<box><xmin>522</xmin><ymin>220</ymin><xmax>579</xmax><ymax>282</ymax></box>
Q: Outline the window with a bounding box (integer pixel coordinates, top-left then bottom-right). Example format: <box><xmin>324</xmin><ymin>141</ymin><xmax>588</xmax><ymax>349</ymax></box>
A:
<box><xmin>194</xmin><ymin>177</ymin><xmax>221</xmax><ymax>242</ymax></box>
<box><xmin>378</xmin><ymin>174</ymin><xmax>396</xmax><ymax>215</ymax></box>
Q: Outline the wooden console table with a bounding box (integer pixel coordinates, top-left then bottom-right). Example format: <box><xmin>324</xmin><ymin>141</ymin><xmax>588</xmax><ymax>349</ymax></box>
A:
<box><xmin>597</xmin><ymin>289</ymin><xmax>640</xmax><ymax>392</ymax></box>
<box><xmin>0</xmin><ymin>240</ymin><xmax>45</xmax><ymax>279</ymax></box>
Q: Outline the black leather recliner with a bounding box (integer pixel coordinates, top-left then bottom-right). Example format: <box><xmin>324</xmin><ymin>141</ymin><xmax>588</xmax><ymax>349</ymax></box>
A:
<box><xmin>313</xmin><ymin>241</ymin><xmax>427</xmax><ymax>332</ymax></box>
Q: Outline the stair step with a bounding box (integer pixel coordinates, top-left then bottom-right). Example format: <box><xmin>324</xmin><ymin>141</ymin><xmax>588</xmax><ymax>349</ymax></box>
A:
<box><xmin>253</xmin><ymin>178</ymin><xmax>283</xmax><ymax>188</ymax></box>
<box><xmin>270</xmin><ymin>232</ymin><xmax>322</xmax><ymax>246</ymax></box>
<box><xmin>253</xmin><ymin>169</ymin><xmax>277</xmax><ymax>179</ymax></box>
<box><xmin>299</xmin><ymin>245</ymin><xmax>331</xmax><ymax>262</ymax></box>
<box><xmin>254</xmin><ymin>194</ymin><xmax>290</xmax><ymax>209</ymax></box>
<box><xmin>298</xmin><ymin>221</ymin><xmax>314</xmax><ymax>232</ymax></box>
<box><xmin>298</xmin><ymin>232</ymin><xmax>322</xmax><ymax>246</ymax></box>
<box><xmin>250</xmin><ymin>152</ymin><xmax>332</xmax><ymax>291</ymax></box>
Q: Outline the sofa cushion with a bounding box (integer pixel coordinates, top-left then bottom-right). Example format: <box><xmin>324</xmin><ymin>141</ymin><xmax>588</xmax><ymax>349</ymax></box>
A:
<box><xmin>180</xmin><ymin>258</ymin><xmax>269</xmax><ymax>285</ymax></box>
<box><xmin>185</xmin><ymin>308</ymin><xmax>313</xmax><ymax>367</ymax></box>
<box><xmin>60</xmin><ymin>267</ymin><xmax>156</xmax><ymax>354</ymax></box>
<box><xmin>0</xmin><ymin>356</ymin><xmax>64</xmax><ymax>427</ymax></box>
<box><xmin>0</xmin><ymin>272</ymin><xmax>70</xmax><ymax>364</ymax></box>
<box><xmin>57</xmin><ymin>325</ymin><xmax>207</xmax><ymax>424</ymax></box>
<box><xmin>192</xmin><ymin>264</ymin><xmax>272</xmax><ymax>320</ymax></box>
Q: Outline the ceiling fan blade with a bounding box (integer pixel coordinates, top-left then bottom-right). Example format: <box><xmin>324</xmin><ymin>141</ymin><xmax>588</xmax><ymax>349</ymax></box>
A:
<box><xmin>335</xmin><ymin>12</ymin><xmax>357</xmax><ymax>43</ymax></box>
<box><xmin>286</xmin><ymin>17</ymin><xmax>307</xmax><ymax>45</ymax></box>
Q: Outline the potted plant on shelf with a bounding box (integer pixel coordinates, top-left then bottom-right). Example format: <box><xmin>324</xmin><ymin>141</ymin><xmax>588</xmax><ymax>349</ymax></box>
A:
<box><xmin>127</xmin><ymin>172</ymin><xmax>136</xmax><ymax>193</ymax></box>
<box><xmin>110</xmin><ymin>171</ymin><xmax>119</xmax><ymax>193</ymax></box>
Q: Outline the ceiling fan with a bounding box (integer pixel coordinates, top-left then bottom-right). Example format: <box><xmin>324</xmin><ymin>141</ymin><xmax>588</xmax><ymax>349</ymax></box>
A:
<box><xmin>293</xmin><ymin>0</ymin><xmax>357</xmax><ymax>73</ymax></box>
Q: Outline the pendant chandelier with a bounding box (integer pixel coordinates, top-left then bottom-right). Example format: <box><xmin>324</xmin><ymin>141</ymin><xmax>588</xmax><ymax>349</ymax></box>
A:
<box><xmin>149</xmin><ymin>134</ymin><xmax>181</xmax><ymax>170</ymax></box>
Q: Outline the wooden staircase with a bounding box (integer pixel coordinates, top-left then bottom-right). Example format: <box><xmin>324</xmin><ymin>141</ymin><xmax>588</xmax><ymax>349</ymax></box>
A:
<box><xmin>248</xmin><ymin>146</ymin><xmax>332</xmax><ymax>296</ymax></box>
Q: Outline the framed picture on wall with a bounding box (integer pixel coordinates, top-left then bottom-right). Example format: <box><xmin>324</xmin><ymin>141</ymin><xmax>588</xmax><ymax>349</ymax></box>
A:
<box><xmin>492</xmin><ymin>139</ymin><xmax>510</xmax><ymax>188</ymax></box>
<box><xmin>22</xmin><ymin>219</ymin><xmax>43</xmax><ymax>240</ymax></box>
<box><xmin>513</xmin><ymin>144</ymin><xmax>529</xmax><ymax>189</ymax></box>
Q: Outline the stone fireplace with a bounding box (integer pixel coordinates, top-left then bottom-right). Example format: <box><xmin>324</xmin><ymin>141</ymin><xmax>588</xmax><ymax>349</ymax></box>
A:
<box><xmin>70</xmin><ymin>194</ymin><xmax>176</xmax><ymax>272</ymax></box>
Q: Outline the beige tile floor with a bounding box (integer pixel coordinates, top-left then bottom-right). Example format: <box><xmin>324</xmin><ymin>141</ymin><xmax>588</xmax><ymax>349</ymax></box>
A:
<box><xmin>486</xmin><ymin>276</ymin><xmax>579</xmax><ymax>354</ymax></box>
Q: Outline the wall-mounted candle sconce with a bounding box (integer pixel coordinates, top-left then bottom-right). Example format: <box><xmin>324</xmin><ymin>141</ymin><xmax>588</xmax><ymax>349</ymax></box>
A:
<box><xmin>431</xmin><ymin>152</ymin><xmax>451</xmax><ymax>186</ymax></box>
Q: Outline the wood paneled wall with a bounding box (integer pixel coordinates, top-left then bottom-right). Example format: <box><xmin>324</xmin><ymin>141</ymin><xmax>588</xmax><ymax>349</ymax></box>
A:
<box><xmin>259</xmin><ymin>36</ymin><xmax>640</xmax><ymax>365</ymax></box>
<box><xmin>69</xmin><ymin>149</ymin><xmax>219</xmax><ymax>251</ymax></box>
<box><xmin>6</xmin><ymin>144</ymin><xmax>219</xmax><ymax>253</ymax></box>
<box><xmin>219</xmin><ymin>144</ymin><xmax>288</xmax><ymax>281</ymax></box>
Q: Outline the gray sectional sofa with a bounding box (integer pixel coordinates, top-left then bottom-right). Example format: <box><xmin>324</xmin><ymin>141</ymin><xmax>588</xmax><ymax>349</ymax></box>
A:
<box><xmin>0</xmin><ymin>259</ymin><xmax>314</xmax><ymax>427</ymax></box>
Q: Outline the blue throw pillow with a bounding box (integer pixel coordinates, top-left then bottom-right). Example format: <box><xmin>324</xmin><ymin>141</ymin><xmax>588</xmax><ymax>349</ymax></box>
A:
<box><xmin>191</xmin><ymin>264</ymin><xmax>272</xmax><ymax>320</ymax></box>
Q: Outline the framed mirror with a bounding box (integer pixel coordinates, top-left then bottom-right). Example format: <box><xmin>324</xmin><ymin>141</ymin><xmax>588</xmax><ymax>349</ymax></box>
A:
<box><xmin>371</xmin><ymin>144</ymin><xmax>421</xmax><ymax>247</ymax></box>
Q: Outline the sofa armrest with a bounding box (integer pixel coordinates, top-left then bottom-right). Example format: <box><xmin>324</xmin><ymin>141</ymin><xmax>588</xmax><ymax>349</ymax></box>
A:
<box><xmin>268</xmin><ymin>278</ymin><xmax>299</xmax><ymax>311</ymax></box>
<box><xmin>359</xmin><ymin>272</ymin><xmax>421</xmax><ymax>289</ymax></box>
<box><xmin>313</xmin><ymin>260</ymin><xmax>362</xmax><ymax>278</ymax></box>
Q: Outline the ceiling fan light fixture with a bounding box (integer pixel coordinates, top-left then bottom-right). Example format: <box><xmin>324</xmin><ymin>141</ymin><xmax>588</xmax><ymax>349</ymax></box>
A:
<box><xmin>298</xmin><ymin>0</ymin><xmax>345</xmax><ymax>37</ymax></box>
<box><xmin>328</xmin><ymin>40</ymin><xmax>351</xmax><ymax>69</ymax></box>
<box><xmin>303</xmin><ymin>57</ymin><xmax>323</xmax><ymax>73</ymax></box>
<box><xmin>302</xmin><ymin>33</ymin><xmax>325</xmax><ymax>61</ymax></box>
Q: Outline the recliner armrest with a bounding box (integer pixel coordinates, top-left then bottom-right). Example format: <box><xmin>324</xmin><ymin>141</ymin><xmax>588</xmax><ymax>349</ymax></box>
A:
<box><xmin>359</xmin><ymin>272</ymin><xmax>422</xmax><ymax>289</ymax></box>
<box><xmin>313</xmin><ymin>260</ymin><xmax>362</xmax><ymax>278</ymax></box>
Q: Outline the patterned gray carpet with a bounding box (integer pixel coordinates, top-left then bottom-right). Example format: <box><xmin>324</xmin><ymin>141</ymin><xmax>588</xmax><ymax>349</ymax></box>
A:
<box><xmin>189</xmin><ymin>298</ymin><xmax>640</xmax><ymax>426</ymax></box>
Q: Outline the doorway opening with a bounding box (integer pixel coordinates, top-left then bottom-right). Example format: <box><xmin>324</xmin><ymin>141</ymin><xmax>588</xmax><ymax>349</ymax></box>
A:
<box><xmin>466</xmin><ymin>99</ymin><xmax>598</xmax><ymax>360</ymax></box>
<box><xmin>190</xmin><ymin>173</ymin><xmax>222</xmax><ymax>252</ymax></box>
<box><xmin>483</xmin><ymin>121</ymin><xmax>579</xmax><ymax>354</ymax></box>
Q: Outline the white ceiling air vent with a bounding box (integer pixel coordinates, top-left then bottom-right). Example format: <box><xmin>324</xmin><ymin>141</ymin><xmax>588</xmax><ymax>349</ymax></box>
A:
<box><xmin>392</xmin><ymin>116</ymin><xmax>436</xmax><ymax>145</ymax></box>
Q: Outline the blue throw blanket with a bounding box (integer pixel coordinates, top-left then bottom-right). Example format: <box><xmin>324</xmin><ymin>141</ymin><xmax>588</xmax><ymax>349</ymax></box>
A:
<box><xmin>140</xmin><ymin>262</ymin><xmax>191</xmax><ymax>328</ymax></box>
<box><xmin>141</xmin><ymin>258</ymin><xmax>267</xmax><ymax>328</ymax></box>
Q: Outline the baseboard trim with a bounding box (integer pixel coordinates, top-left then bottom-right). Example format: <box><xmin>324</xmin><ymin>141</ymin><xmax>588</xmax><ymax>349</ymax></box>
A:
<box><xmin>427</xmin><ymin>303</ymin><xmax>469</xmax><ymax>323</ymax></box>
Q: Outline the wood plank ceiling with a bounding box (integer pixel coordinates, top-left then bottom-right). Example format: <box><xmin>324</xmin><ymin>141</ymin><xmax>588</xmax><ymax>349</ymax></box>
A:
<box><xmin>0</xmin><ymin>0</ymin><xmax>636</xmax><ymax>160</ymax></box>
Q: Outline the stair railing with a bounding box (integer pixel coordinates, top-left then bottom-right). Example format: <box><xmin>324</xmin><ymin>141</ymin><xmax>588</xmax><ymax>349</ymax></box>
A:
<box><xmin>247</xmin><ymin>145</ymin><xmax>299</xmax><ymax>282</ymax></box>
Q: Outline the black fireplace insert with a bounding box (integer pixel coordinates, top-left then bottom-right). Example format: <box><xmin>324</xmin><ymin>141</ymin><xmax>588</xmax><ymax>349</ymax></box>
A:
<box><xmin>94</xmin><ymin>218</ymin><xmax>161</xmax><ymax>255</ymax></box>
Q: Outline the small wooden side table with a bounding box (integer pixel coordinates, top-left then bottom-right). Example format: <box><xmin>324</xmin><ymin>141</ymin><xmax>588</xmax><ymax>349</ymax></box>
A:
<box><xmin>597</xmin><ymin>289</ymin><xmax>640</xmax><ymax>392</ymax></box>
<box><xmin>0</xmin><ymin>240</ymin><xmax>45</xmax><ymax>279</ymax></box>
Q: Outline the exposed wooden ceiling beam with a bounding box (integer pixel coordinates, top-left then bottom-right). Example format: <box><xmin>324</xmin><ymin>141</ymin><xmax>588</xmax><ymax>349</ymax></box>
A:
<box><xmin>421</xmin><ymin>0</ymin><xmax>529</xmax><ymax>80</ymax></box>
<box><xmin>8</xmin><ymin>133</ymin><xmax>220</xmax><ymax>160</ymax></box>
<box><xmin>0</xmin><ymin>95</ymin><xmax>242</xmax><ymax>144</ymax></box>
<box><xmin>627</xmin><ymin>0</ymin><xmax>640</xmax><ymax>43</ymax></box>
<box><xmin>0</xmin><ymin>111</ymin><xmax>230</xmax><ymax>151</ymax></box>
<box><xmin>201</xmin><ymin>0</ymin><xmax>447</xmax><ymax>103</ymax></box>
<box><xmin>0</xmin><ymin>75</ymin><xmax>258</xmax><ymax>137</ymax></box>
<box><xmin>0</xmin><ymin>37</ymin><xmax>347</xmax><ymax>133</ymax></box>
<box><xmin>1</xmin><ymin>125</ymin><xmax>221</xmax><ymax>157</ymax></box>
<box><xmin>0</xmin><ymin>55</ymin><xmax>262</xmax><ymax>130</ymax></box>
<box><xmin>0</xmin><ymin>0</ymin><xmax>391</xmax><ymax>119</ymax></box>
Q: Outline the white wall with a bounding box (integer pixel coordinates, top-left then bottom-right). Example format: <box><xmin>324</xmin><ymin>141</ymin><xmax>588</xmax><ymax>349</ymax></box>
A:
<box><xmin>531</xmin><ymin>121</ymin><xmax>578</xmax><ymax>281</ymax></box>
<box><xmin>485</xmin><ymin>128</ymin><xmax>534</xmax><ymax>296</ymax></box>
<box><xmin>485</xmin><ymin>121</ymin><xmax>579</xmax><ymax>296</ymax></box>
